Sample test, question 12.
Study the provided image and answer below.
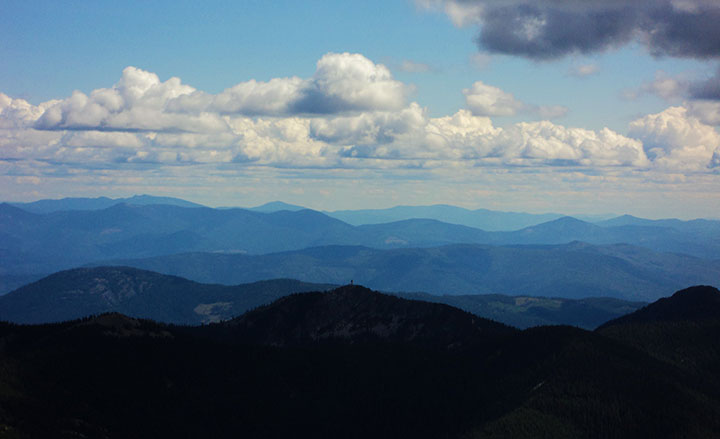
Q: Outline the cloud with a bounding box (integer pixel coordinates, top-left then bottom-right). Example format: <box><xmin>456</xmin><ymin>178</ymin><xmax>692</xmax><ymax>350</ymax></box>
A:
<box><xmin>629</xmin><ymin>106</ymin><xmax>720</xmax><ymax>170</ymax></box>
<box><xmin>624</xmin><ymin>71</ymin><xmax>690</xmax><ymax>101</ymax></box>
<box><xmin>643</xmin><ymin>73</ymin><xmax>689</xmax><ymax>101</ymax></box>
<box><xmin>689</xmin><ymin>66</ymin><xmax>720</xmax><ymax>100</ymax></box>
<box><xmin>292</xmin><ymin>53</ymin><xmax>410</xmax><ymax>114</ymax></box>
<box><xmin>686</xmin><ymin>100</ymin><xmax>720</xmax><ymax>125</ymax></box>
<box><xmin>0</xmin><ymin>91</ymin><xmax>646</xmax><ymax>171</ymax></box>
<box><xmin>469</xmin><ymin>53</ymin><xmax>492</xmax><ymax>70</ymax></box>
<box><xmin>397</xmin><ymin>60</ymin><xmax>433</xmax><ymax>73</ymax></box>
<box><xmin>309</xmin><ymin>103</ymin><xmax>427</xmax><ymax>147</ymax></box>
<box><xmin>499</xmin><ymin>121</ymin><xmax>648</xmax><ymax>167</ymax></box>
<box><xmin>463</xmin><ymin>81</ymin><xmax>525</xmax><ymax>117</ymax></box>
<box><xmin>0</xmin><ymin>57</ymin><xmax>715</xmax><ymax>176</ymax></box>
<box><xmin>536</xmin><ymin>106</ymin><xmax>568</xmax><ymax>119</ymax></box>
<box><xmin>172</xmin><ymin>53</ymin><xmax>410</xmax><ymax>116</ymax></box>
<box><xmin>34</xmin><ymin>67</ymin><xmax>229</xmax><ymax>133</ymax></box>
<box><xmin>417</xmin><ymin>0</ymin><xmax>484</xmax><ymax>27</ymax></box>
<box><xmin>568</xmin><ymin>64</ymin><xmax>600</xmax><ymax>78</ymax></box>
<box><xmin>621</xmin><ymin>68</ymin><xmax>720</xmax><ymax>126</ymax></box>
<box><xmin>336</xmin><ymin>109</ymin><xmax>647</xmax><ymax>168</ymax></box>
<box><xmin>34</xmin><ymin>53</ymin><xmax>411</xmax><ymax>134</ymax></box>
<box><xmin>419</xmin><ymin>0</ymin><xmax>720</xmax><ymax>60</ymax></box>
<box><xmin>623</xmin><ymin>69</ymin><xmax>720</xmax><ymax>128</ymax></box>
<box><xmin>62</xmin><ymin>131</ymin><xmax>145</xmax><ymax>149</ymax></box>
<box><xmin>0</xmin><ymin>93</ymin><xmax>58</xmax><ymax>129</ymax></box>
<box><xmin>168</xmin><ymin>77</ymin><xmax>305</xmax><ymax>116</ymax></box>
<box><xmin>463</xmin><ymin>81</ymin><xmax>567</xmax><ymax>119</ymax></box>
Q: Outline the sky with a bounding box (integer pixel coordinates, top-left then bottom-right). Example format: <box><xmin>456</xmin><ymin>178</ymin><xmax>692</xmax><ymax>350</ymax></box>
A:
<box><xmin>1</xmin><ymin>0</ymin><xmax>720</xmax><ymax>218</ymax></box>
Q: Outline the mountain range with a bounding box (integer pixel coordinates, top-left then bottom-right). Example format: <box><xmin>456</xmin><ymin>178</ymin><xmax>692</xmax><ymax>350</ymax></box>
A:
<box><xmin>100</xmin><ymin>243</ymin><xmax>720</xmax><ymax>301</ymax></box>
<box><xmin>8</xmin><ymin>194</ymin><xmax>204</xmax><ymax>213</ymax></box>
<box><xmin>326</xmin><ymin>204</ymin><xmax>566</xmax><ymax>230</ymax></box>
<box><xmin>0</xmin><ymin>283</ymin><xmax>718</xmax><ymax>438</ymax></box>
<box><xmin>325</xmin><ymin>203</ymin><xmax>624</xmax><ymax>230</ymax></box>
<box><xmin>3</xmin><ymin>201</ymin><xmax>720</xmax><ymax>283</ymax></box>
<box><xmin>0</xmin><ymin>266</ymin><xmax>644</xmax><ymax>329</ymax></box>
<box><xmin>3</xmin><ymin>194</ymin><xmax>719</xmax><ymax>438</ymax></box>
<box><xmin>3</xmin><ymin>195</ymin><xmax>581</xmax><ymax>230</ymax></box>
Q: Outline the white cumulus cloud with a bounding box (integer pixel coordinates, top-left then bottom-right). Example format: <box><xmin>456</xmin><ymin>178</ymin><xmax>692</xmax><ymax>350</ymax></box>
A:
<box><xmin>34</xmin><ymin>67</ymin><xmax>228</xmax><ymax>133</ymax></box>
<box><xmin>463</xmin><ymin>81</ymin><xmax>567</xmax><ymax>119</ymax></box>
<box><xmin>629</xmin><ymin>106</ymin><xmax>720</xmax><ymax>170</ymax></box>
<box><xmin>31</xmin><ymin>54</ymin><xmax>410</xmax><ymax>134</ymax></box>
<box><xmin>0</xmin><ymin>55</ymin><xmax>714</xmax><ymax>176</ymax></box>
<box><xmin>169</xmin><ymin>52</ymin><xmax>410</xmax><ymax>117</ymax></box>
<box><xmin>464</xmin><ymin>81</ymin><xmax>526</xmax><ymax>117</ymax></box>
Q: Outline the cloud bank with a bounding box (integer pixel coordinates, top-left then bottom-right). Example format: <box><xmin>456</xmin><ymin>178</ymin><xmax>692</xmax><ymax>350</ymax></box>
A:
<box><xmin>1</xmin><ymin>53</ymin><xmax>718</xmax><ymax>181</ymax></box>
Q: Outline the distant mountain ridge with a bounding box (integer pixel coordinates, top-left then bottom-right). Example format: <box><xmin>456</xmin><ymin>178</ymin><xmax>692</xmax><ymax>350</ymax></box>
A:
<box><xmin>102</xmin><ymin>243</ymin><xmax>720</xmax><ymax>301</ymax></box>
<box><xmin>0</xmin><ymin>203</ymin><xmax>359</xmax><ymax>275</ymax></box>
<box><xmin>7</xmin><ymin>194</ymin><xmax>204</xmax><ymax>213</ymax></box>
<box><xmin>326</xmin><ymin>204</ymin><xmax>565</xmax><ymax>231</ymax></box>
<box><xmin>3</xmin><ymin>202</ymin><xmax>720</xmax><ymax>281</ymax></box>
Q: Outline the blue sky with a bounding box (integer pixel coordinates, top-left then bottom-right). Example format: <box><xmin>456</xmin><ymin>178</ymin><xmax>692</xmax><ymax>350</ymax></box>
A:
<box><xmin>1</xmin><ymin>0</ymin><xmax>720</xmax><ymax>217</ymax></box>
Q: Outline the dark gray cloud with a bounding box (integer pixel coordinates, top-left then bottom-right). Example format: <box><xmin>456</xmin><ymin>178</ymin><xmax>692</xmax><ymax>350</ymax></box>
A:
<box><xmin>643</xmin><ymin>4</ymin><xmax>720</xmax><ymax>59</ymax></box>
<box><xmin>478</xmin><ymin>4</ymin><xmax>636</xmax><ymax>59</ymax></box>
<box><xmin>442</xmin><ymin>0</ymin><xmax>720</xmax><ymax>60</ymax></box>
<box><xmin>690</xmin><ymin>67</ymin><xmax>720</xmax><ymax>100</ymax></box>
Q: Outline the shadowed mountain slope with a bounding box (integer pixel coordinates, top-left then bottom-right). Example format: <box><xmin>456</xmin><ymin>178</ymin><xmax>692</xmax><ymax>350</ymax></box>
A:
<box><xmin>599</xmin><ymin>285</ymin><xmax>720</xmax><ymax>326</ymax></box>
<box><xmin>221</xmin><ymin>284</ymin><xmax>514</xmax><ymax>347</ymax></box>
<box><xmin>0</xmin><ymin>267</ymin><xmax>334</xmax><ymax>324</ymax></box>
<box><xmin>598</xmin><ymin>286</ymin><xmax>720</xmax><ymax>380</ymax></box>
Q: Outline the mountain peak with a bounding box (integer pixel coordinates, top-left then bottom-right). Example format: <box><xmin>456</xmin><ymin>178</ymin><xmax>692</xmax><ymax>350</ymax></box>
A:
<box><xmin>76</xmin><ymin>312</ymin><xmax>173</xmax><ymax>338</ymax></box>
<box><xmin>0</xmin><ymin>202</ymin><xmax>38</xmax><ymax>218</ymax></box>
<box><xmin>672</xmin><ymin>285</ymin><xmax>720</xmax><ymax>301</ymax></box>
<box><xmin>553</xmin><ymin>216</ymin><xmax>588</xmax><ymax>225</ymax></box>
<box><xmin>225</xmin><ymin>284</ymin><xmax>514</xmax><ymax>347</ymax></box>
<box><xmin>249</xmin><ymin>201</ymin><xmax>305</xmax><ymax>212</ymax></box>
<box><xmin>518</xmin><ymin>216</ymin><xmax>596</xmax><ymax>235</ymax></box>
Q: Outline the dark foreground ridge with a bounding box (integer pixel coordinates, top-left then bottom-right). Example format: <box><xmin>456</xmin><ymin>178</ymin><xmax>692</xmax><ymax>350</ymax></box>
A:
<box><xmin>0</xmin><ymin>284</ymin><xmax>719</xmax><ymax>438</ymax></box>
<box><xmin>598</xmin><ymin>285</ymin><xmax>720</xmax><ymax>327</ymax></box>
<box><xmin>598</xmin><ymin>285</ymin><xmax>720</xmax><ymax>380</ymax></box>
<box><xmin>221</xmin><ymin>284</ymin><xmax>514</xmax><ymax>347</ymax></box>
